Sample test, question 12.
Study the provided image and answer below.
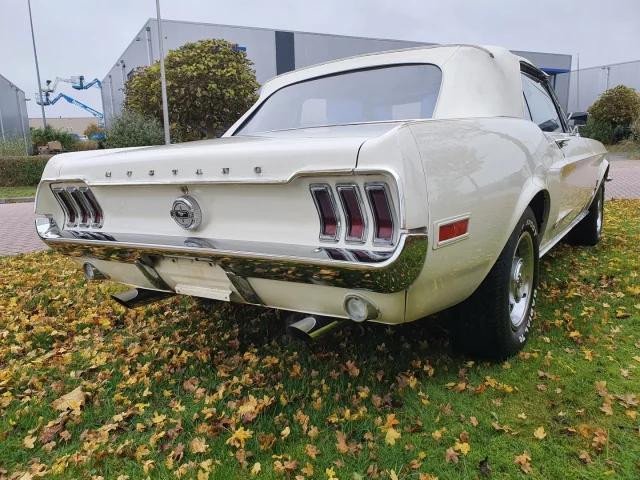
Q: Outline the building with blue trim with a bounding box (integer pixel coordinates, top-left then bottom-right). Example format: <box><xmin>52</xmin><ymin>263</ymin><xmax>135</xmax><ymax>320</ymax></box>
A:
<box><xmin>101</xmin><ymin>19</ymin><xmax>572</xmax><ymax>128</ymax></box>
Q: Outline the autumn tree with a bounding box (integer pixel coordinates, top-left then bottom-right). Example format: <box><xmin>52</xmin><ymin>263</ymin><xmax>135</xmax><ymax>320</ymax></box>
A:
<box><xmin>84</xmin><ymin>123</ymin><xmax>105</xmax><ymax>137</ymax></box>
<box><xmin>123</xmin><ymin>39</ymin><xmax>259</xmax><ymax>141</ymax></box>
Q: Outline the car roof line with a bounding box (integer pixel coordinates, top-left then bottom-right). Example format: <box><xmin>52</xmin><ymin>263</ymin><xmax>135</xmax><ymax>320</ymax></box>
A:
<box><xmin>265</xmin><ymin>44</ymin><xmax>495</xmax><ymax>83</ymax></box>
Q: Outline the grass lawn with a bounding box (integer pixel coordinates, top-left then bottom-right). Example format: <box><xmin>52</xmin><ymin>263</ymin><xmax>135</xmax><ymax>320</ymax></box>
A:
<box><xmin>0</xmin><ymin>186</ymin><xmax>37</xmax><ymax>199</ymax></box>
<box><xmin>1</xmin><ymin>200</ymin><xmax>639</xmax><ymax>479</ymax></box>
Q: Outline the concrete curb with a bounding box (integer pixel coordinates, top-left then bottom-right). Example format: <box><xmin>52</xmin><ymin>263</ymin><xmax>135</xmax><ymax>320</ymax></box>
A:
<box><xmin>0</xmin><ymin>197</ymin><xmax>35</xmax><ymax>204</ymax></box>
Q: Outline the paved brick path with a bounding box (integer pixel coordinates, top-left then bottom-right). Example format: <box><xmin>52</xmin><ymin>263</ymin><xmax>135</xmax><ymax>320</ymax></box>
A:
<box><xmin>0</xmin><ymin>203</ymin><xmax>47</xmax><ymax>256</ymax></box>
<box><xmin>606</xmin><ymin>159</ymin><xmax>640</xmax><ymax>200</ymax></box>
<box><xmin>0</xmin><ymin>159</ymin><xmax>638</xmax><ymax>257</ymax></box>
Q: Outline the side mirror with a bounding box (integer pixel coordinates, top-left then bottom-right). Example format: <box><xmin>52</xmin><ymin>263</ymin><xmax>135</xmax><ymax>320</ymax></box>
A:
<box><xmin>567</xmin><ymin>111</ymin><xmax>588</xmax><ymax>127</ymax></box>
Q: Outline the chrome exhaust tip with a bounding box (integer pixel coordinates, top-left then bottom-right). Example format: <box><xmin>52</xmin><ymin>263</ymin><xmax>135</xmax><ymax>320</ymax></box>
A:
<box><xmin>83</xmin><ymin>262</ymin><xmax>109</xmax><ymax>280</ymax></box>
<box><xmin>112</xmin><ymin>288</ymin><xmax>175</xmax><ymax>309</ymax></box>
<box><xmin>343</xmin><ymin>294</ymin><xmax>379</xmax><ymax>322</ymax></box>
<box><xmin>287</xmin><ymin>314</ymin><xmax>348</xmax><ymax>343</ymax></box>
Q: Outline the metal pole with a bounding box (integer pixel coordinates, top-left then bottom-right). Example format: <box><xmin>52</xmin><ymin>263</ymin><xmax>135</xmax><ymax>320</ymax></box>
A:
<box><xmin>0</xmin><ymin>98</ymin><xmax>5</xmax><ymax>142</ymax></box>
<box><xmin>576</xmin><ymin>53</ymin><xmax>580</xmax><ymax>111</ymax></box>
<box><xmin>28</xmin><ymin>0</ymin><xmax>47</xmax><ymax>128</ymax></box>
<box><xmin>16</xmin><ymin>89</ymin><xmax>29</xmax><ymax>155</ymax></box>
<box><xmin>155</xmin><ymin>0</ymin><xmax>171</xmax><ymax>145</ymax></box>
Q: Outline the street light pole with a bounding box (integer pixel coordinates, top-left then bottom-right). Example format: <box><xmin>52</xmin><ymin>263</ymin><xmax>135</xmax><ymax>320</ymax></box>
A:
<box><xmin>27</xmin><ymin>0</ymin><xmax>47</xmax><ymax>128</ymax></box>
<box><xmin>155</xmin><ymin>0</ymin><xmax>171</xmax><ymax>145</ymax></box>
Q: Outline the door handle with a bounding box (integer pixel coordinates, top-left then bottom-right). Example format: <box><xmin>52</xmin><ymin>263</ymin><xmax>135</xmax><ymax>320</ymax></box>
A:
<box><xmin>554</xmin><ymin>137</ymin><xmax>571</xmax><ymax>148</ymax></box>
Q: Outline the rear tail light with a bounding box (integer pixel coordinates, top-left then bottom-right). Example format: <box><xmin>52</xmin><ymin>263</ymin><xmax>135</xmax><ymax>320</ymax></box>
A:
<box><xmin>337</xmin><ymin>185</ymin><xmax>366</xmax><ymax>243</ymax></box>
<box><xmin>365</xmin><ymin>183</ymin><xmax>396</xmax><ymax>245</ymax></box>
<box><xmin>52</xmin><ymin>188</ymin><xmax>78</xmax><ymax>227</ymax></box>
<box><xmin>310</xmin><ymin>185</ymin><xmax>340</xmax><ymax>242</ymax></box>
<box><xmin>68</xmin><ymin>187</ymin><xmax>90</xmax><ymax>227</ymax></box>
<box><xmin>81</xmin><ymin>188</ymin><xmax>104</xmax><ymax>228</ymax></box>
<box><xmin>52</xmin><ymin>186</ymin><xmax>104</xmax><ymax>229</ymax></box>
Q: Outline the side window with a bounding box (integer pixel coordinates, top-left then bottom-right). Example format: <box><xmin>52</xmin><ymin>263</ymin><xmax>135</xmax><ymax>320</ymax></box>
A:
<box><xmin>521</xmin><ymin>73</ymin><xmax>563</xmax><ymax>133</ymax></box>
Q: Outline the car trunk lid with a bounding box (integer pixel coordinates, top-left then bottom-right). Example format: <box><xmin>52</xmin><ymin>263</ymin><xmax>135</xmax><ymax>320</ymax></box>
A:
<box><xmin>57</xmin><ymin>132</ymin><xmax>377</xmax><ymax>184</ymax></box>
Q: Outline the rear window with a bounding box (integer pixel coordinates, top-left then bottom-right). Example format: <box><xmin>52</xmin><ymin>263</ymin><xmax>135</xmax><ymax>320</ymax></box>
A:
<box><xmin>235</xmin><ymin>64</ymin><xmax>442</xmax><ymax>135</ymax></box>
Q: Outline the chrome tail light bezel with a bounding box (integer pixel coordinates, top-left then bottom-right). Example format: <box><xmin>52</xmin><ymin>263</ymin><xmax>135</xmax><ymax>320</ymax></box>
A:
<box><xmin>310</xmin><ymin>184</ymin><xmax>341</xmax><ymax>243</ymax></box>
<box><xmin>80</xmin><ymin>187</ymin><xmax>104</xmax><ymax>228</ymax></box>
<box><xmin>336</xmin><ymin>184</ymin><xmax>368</xmax><ymax>244</ymax></box>
<box><xmin>364</xmin><ymin>182</ymin><xmax>397</xmax><ymax>246</ymax></box>
<box><xmin>51</xmin><ymin>185</ymin><xmax>104</xmax><ymax>229</ymax></box>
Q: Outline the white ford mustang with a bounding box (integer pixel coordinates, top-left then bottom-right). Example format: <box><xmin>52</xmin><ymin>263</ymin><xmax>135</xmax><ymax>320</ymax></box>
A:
<box><xmin>35</xmin><ymin>45</ymin><xmax>608</xmax><ymax>358</ymax></box>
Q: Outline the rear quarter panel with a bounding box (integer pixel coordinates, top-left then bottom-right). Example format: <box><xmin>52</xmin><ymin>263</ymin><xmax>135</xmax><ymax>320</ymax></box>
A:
<box><xmin>404</xmin><ymin>117</ymin><xmax>554</xmax><ymax>321</ymax></box>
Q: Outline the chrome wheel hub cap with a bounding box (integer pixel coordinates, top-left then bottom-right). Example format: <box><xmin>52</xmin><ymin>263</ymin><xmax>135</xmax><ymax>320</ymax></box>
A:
<box><xmin>509</xmin><ymin>232</ymin><xmax>534</xmax><ymax>329</ymax></box>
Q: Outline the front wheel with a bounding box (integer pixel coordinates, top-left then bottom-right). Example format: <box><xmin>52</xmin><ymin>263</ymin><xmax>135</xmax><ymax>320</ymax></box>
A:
<box><xmin>451</xmin><ymin>207</ymin><xmax>540</xmax><ymax>359</ymax></box>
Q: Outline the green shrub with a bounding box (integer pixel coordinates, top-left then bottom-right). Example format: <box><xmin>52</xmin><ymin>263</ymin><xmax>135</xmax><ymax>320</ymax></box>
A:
<box><xmin>0</xmin><ymin>156</ymin><xmax>52</xmax><ymax>187</ymax></box>
<box><xmin>632</xmin><ymin>116</ymin><xmax>640</xmax><ymax>143</ymax></box>
<box><xmin>69</xmin><ymin>140</ymin><xmax>100</xmax><ymax>151</ymax></box>
<box><xmin>588</xmin><ymin>85</ymin><xmax>640</xmax><ymax>127</ymax></box>
<box><xmin>104</xmin><ymin>110</ymin><xmax>165</xmax><ymax>149</ymax></box>
<box><xmin>0</xmin><ymin>136</ymin><xmax>28</xmax><ymax>156</ymax></box>
<box><xmin>613</xmin><ymin>124</ymin><xmax>632</xmax><ymax>144</ymax></box>
<box><xmin>580</xmin><ymin>118</ymin><xmax>614</xmax><ymax>144</ymax></box>
<box><xmin>30</xmin><ymin>125</ymin><xmax>77</xmax><ymax>151</ymax></box>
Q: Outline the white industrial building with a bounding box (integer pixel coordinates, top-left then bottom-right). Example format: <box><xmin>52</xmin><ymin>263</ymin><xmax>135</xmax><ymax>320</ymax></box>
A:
<box><xmin>101</xmin><ymin>19</ymin><xmax>573</xmax><ymax>129</ymax></box>
<box><xmin>558</xmin><ymin>59</ymin><xmax>640</xmax><ymax>112</ymax></box>
<box><xmin>0</xmin><ymin>73</ymin><xmax>31</xmax><ymax>155</ymax></box>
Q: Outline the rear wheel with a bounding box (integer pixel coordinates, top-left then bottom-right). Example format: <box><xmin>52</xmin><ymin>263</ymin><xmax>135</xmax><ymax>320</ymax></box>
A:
<box><xmin>452</xmin><ymin>207</ymin><xmax>539</xmax><ymax>359</ymax></box>
<box><xmin>566</xmin><ymin>185</ymin><xmax>604</xmax><ymax>246</ymax></box>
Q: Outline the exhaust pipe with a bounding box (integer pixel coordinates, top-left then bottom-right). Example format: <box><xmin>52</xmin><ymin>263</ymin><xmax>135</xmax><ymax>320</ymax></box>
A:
<box><xmin>287</xmin><ymin>314</ymin><xmax>348</xmax><ymax>342</ymax></box>
<box><xmin>112</xmin><ymin>288</ymin><xmax>175</xmax><ymax>309</ymax></box>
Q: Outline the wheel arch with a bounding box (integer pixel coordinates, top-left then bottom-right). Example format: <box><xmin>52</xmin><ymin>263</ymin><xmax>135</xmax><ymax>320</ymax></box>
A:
<box><xmin>508</xmin><ymin>179</ymin><xmax>551</xmax><ymax>243</ymax></box>
<box><xmin>528</xmin><ymin>189</ymin><xmax>551</xmax><ymax>239</ymax></box>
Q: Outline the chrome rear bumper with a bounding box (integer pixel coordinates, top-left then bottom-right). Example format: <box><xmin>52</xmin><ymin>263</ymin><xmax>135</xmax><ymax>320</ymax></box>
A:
<box><xmin>36</xmin><ymin>218</ymin><xmax>427</xmax><ymax>294</ymax></box>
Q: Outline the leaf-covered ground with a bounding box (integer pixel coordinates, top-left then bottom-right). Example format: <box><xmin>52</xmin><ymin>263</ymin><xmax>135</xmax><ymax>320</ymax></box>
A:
<box><xmin>1</xmin><ymin>200</ymin><xmax>639</xmax><ymax>480</ymax></box>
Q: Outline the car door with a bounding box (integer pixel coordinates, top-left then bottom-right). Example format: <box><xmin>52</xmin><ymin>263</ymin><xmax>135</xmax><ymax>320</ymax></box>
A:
<box><xmin>521</xmin><ymin>71</ymin><xmax>595</xmax><ymax>235</ymax></box>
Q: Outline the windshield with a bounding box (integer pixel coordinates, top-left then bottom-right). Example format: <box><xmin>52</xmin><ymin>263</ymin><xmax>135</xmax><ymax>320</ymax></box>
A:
<box><xmin>235</xmin><ymin>64</ymin><xmax>442</xmax><ymax>135</ymax></box>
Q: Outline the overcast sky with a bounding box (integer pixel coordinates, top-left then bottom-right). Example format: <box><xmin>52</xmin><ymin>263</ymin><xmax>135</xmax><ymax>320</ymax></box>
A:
<box><xmin>2</xmin><ymin>0</ymin><xmax>639</xmax><ymax>119</ymax></box>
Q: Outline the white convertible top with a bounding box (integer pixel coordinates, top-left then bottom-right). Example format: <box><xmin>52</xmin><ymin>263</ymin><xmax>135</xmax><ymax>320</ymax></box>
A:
<box><xmin>227</xmin><ymin>45</ymin><xmax>530</xmax><ymax>134</ymax></box>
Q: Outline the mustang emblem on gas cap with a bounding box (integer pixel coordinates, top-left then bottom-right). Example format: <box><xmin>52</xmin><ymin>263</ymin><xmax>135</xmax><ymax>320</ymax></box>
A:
<box><xmin>170</xmin><ymin>195</ymin><xmax>202</xmax><ymax>230</ymax></box>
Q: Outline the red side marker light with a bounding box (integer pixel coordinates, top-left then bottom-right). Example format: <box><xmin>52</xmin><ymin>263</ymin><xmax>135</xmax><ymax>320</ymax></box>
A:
<box><xmin>439</xmin><ymin>218</ymin><xmax>469</xmax><ymax>242</ymax></box>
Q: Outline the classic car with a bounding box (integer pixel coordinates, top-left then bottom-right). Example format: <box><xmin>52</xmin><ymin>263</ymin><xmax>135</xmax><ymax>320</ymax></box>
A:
<box><xmin>35</xmin><ymin>44</ymin><xmax>608</xmax><ymax>358</ymax></box>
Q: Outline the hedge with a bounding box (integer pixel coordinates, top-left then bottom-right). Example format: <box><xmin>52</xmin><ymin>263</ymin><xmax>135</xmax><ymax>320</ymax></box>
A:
<box><xmin>0</xmin><ymin>156</ymin><xmax>52</xmax><ymax>187</ymax></box>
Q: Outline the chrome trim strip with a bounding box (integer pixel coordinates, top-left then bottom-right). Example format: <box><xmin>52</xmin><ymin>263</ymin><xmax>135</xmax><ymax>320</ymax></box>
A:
<box><xmin>35</xmin><ymin>218</ymin><xmax>427</xmax><ymax>294</ymax></box>
<box><xmin>336</xmin><ymin>184</ymin><xmax>368</xmax><ymax>244</ymax></box>
<box><xmin>364</xmin><ymin>182</ymin><xmax>398</xmax><ymax>247</ymax></box>
<box><xmin>38</xmin><ymin>169</ymin><xmax>355</xmax><ymax>188</ymax></box>
<box><xmin>539</xmin><ymin>209</ymin><xmax>588</xmax><ymax>257</ymax></box>
<box><xmin>310</xmin><ymin>184</ymin><xmax>342</xmax><ymax>243</ymax></box>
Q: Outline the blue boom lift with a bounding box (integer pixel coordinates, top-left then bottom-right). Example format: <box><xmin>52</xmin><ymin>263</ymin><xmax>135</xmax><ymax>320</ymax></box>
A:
<box><xmin>36</xmin><ymin>92</ymin><xmax>104</xmax><ymax>127</ymax></box>
<box><xmin>37</xmin><ymin>76</ymin><xmax>104</xmax><ymax>127</ymax></box>
<box><xmin>70</xmin><ymin>76</ymin><xmax>102</xmax><ymax>90</ymax></box>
